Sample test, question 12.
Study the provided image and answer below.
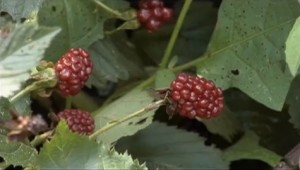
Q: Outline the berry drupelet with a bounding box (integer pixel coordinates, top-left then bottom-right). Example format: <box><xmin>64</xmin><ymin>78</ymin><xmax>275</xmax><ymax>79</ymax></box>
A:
<box><xmin>58</xmin><ymin>109</ymin><xmax>95</xmax><ymax>136</ymax></box>
<box><xmin>137</xmin><ymin>0</ymin><xmax>174</xmax><ymax>32</ymax></box>
<box><xmin>169</xmin><ymin>73</ymin><xmax>224</xmax><ymax>119</ymax></box>
<box><xmin>55</xmin><ymin>48</ymin><xmax>93</xmax><ymax>96</ymax></box>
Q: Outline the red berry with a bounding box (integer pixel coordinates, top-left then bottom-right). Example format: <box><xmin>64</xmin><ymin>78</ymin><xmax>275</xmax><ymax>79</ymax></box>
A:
<box><xmin>139</xmin><ymin>0</ymin><xmax>163</xmax><ymax>9</ymax></box>
<box><xmin>55</xmin><ymin>48</ymin><xmax>93</xmax><ymax>96</ymax></box>
<box><xmin>152</xmin><ymin>7</ymin><xmax>164</xmax><ymax>20</ymax></box>
<box><xmin>146</xmin><ymin>19</ymin><xmax>163</xmax><ymax>32</ymax></box>
<box><xmin>161</xmin><ymin>8</ymin><xmax>173</xmax><ymax>22</ymax></box>
<box><xmin>137</xmin><ymin>0</ymin><xmax>173</xmax><ymax>32</ymax></box>
<box><xmin>58</xmin><ymin>109</ymin><xmax>95</xmax><ymax>135</ymax></box>
<box><xmin>170</xmin><ymin>73</ymin><xmax>224</xmax><ymax>119</ymax></box>
<box><xmin>148</xmin><ymin>0</ymin><xmax>163</xmax><ymax>8</ymax></box>
<box><xmin>137</xmin><ymin>9</ymin><xmax>152</xmax><ymax>23</ymax></box>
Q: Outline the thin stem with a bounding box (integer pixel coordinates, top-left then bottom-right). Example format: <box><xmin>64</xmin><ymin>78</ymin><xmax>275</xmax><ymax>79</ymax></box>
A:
<box><xmin>89</xmin><ymin>100</ymin><xmax>165</xmax><ymax>140</ymax></box>
<box><xmin>136</xmin><ymin>75</ymin><xmax>155</xmax><ymax>89</ymax></box>
<box><xmin>30</xmin><ymin>130</ymin><xmax>53</xmax><ymax>147</ymax></box>
<box><xmin>159</xmin><ymin>0</ymin><xmax>193</xmax><ymax>69</ymax></box>
<box><xmin>9</xmin><ymin>83</ymin><xmax>38</xmax><ymax>103</ymax></box>
<box><xmin>93</xmin><ymin>0</ymin><xmax>123</xmax><ymax>18</ymax></box>
<box><xmin>172</xmin><ymin>55</ymin><xmax>207</xmax><ymax>73</ymax></box>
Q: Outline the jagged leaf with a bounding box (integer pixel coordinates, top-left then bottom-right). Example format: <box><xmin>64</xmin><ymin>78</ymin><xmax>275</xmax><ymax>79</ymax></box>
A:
<box><xmin>197</xmin><ymin>0</ymin><xmax>300</xmax><ymax>111</ymax></box>
<box><xmin>93</xmin><ymin>89</ymin><xmax>157</xmax><ymax>145</ymax></box>
<box><xmin>0</xmin><ymin>97</ymin><xmax>11</xmax><ymax>122</ymax></box>
<box><xmin>38</xmin><ymin>122</ymin><xmax>147</xmax><ymax>170</ymax></box>
<box><xmin>0</xmin><ymin>134</ymin><xmax>37</xmax><ymax>167</ymax></box>
<box><xmin>155</xmin><ymin>69</ymin><xmax>175</xmax><ymax>89</ymax></box>
<box><xmin>222</xmin><ymin>131</ymin><xmax>281</xmax><ymax>167</ymax></box>
<box><xmin>37</xmin><ymin>0</ymin><xmax>129</xmax><ymax>62</ymax></box>
<box><xmin>12</xmin><ymin>95</ymin><xmax>32</xmax><ymax>116</ymax></box>
<box><xmin>0</xmin><ymin>0</ymin><xmax>44</xmax><ymax>21</ymax></box>
<box><xmin>201</xmin><ymin>106</ymin><xmax>242</xmax><ymax>142</ymax></box>
<box><xmin>0</xmin><ymin>23</ymin><xmax>60</xmax><ymax>98</ymax></box>
<box><xmin>286</xmin><ymin>17</ymin><xmax>300</xmax><ymax>76</ymax></box>
<box><xmin>116</xmin><ymin>122</ymin><xmax>229</xmax><ymax>169</ymax></box>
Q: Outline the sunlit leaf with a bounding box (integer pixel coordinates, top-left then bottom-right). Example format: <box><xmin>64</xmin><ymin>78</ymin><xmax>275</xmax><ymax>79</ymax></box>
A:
<box><xmin>0</xmin><ymin>23</ymin><xmax>60</xmax><ymax>98</ymax></box>
<box><xmin>38</xmin><ymin>122</ymin><xmax>147</xmax><ymax>170</ymax></box>
<box><xmin>116</xmin><ymin>122</ymin><xmax>229</xmax><ymax>169</ymax></box>
<box><xmin>197</xmin><ymin>0</ymin><xmax>300</xmax><ymax>110</ymax></box>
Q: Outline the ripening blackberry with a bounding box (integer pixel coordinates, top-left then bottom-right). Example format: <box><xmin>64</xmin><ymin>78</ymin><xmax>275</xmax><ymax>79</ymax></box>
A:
<box><xmin>169</xmin><ymin>73</ymin><xmax>224</xmax><ymax>119</ymax></box>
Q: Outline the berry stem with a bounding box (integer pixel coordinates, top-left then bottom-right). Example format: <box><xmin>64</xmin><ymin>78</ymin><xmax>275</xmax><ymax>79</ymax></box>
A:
<box><xmin>172</xmin><ymin>55</ymin><xmax>207</xmax><ymax>72</ymax></box>
<box><xmin>9</xmin><ymin>77</ymin><xmax>57</xmax><ymax>103</ymax></box>
<box><xmin>159</xmin><ymin>0</ymin><xmax>193</xmax><ymax>69</ymax></box>
<box><xmin>93</xmin><ymin>0</ymin><xmax>124</xmax><ymax>19</ymax></box>
<box><xmin>30</xmin><ymin>130</ymin><xmax>53</xmax><ymax>147</ymax></box>
<box><xmin>89</xmin><ymin>99</ymin><xmax>166</xmax><ymax>140</ymax></box>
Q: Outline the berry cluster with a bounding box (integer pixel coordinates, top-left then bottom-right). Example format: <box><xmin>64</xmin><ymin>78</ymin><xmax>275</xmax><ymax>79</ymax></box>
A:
<box><xmin>170</xmin><ymin>73</ymin><xmax>224</xmax><ymax>119</ymax></box>
<box><xmin>58</xmin><ymin>109</ymin><xmax>95</xmax><ymax>136</ymax></box>
<box><xmin>55</xmin><ymin>48</ymin><xmax>93</xmax><ymax>96</ymax></box>
<box><xmin>137</xmin><ymin>0</ymin><xmax>173</xmax><ymax>32</ymax></box>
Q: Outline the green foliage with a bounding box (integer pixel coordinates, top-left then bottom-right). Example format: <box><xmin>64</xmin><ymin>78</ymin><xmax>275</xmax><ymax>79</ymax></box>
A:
<box><xmin>0</xmin><ymin>23</ymin><xmax>60</xmax><ymax>98</ymax></box>
<box><xmin>286</xmin><ymin>75</ymin><xmax>300</xmax><ymax>130</ymax></box>
<box><xmin>38</xmin><ymin>122</ymin><xmax>147</xmax><ymax>170</ymax></box>
<box><xmin>197</xmin><ymin>0</ymin><xmax>300</xmax><ymax>111</ymax></box>
<box><xmin>155</xmin><ymin>69</ymin><xmax>175</xmax><ymax>89</ymax></box>
<box><xmin>88</xmin><ymin>38</ymin><xmax>130</xmax><ymax>84</ymax></box>
<box><xmin>0</xmin><ymin>97</ymin><xmax>11</xmax><ymax>122</ymax></box>
<box><xmin>0</xmin><ymin>0</ymin><xmax>44</xmax><ymax>21</ymax></box>
<box><xmin>286</xmin><ymin>17</ymin><xmax>300</xmax><ymax>76</ymax></box>
<box><xmin>12</xmin><ymin>95</ymin><xmax>32</xmax><ymax>116</ymax></box>
<box><xmin>201</xmin><ymin>106</ymin><xmax>242</xmax><ymax>142</ymax></box>
<box><xmin>1</xmin><ymin>0</ymin><xmax>300</xmax><ymax>169</ymax></box>
<box><xmin>37</xmin><ymin>0</ymin><xmax>129</xmax><ymax>62</ymax></box>
<box><xmin>222</xmin><ymin>131</ymin><xmax>281</xmax><ymax>166</ymax></box>
<box><xmin>132</xmin><ymin>1</ymin><xmax>217</xmax><ymax>65</ymax></box>
<box><xmin>93</xmin><ymin>89</ymin><xmax>157</xmax><ymax>144</ymax></box>
<box><xmin>0</xmin><ymin>134</ymin><xmax>37</xmax><ymax>168</ymax></box>
<box><xmin>116</xmin><ymin>122</ymin><xmax>229</xmax><ymax>169</ymax></box>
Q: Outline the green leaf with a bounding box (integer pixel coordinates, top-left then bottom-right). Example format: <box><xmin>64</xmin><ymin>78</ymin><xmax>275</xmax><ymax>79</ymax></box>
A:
<box><xmin>201</xmin><ymin>106</ymin><xmax>242</xmax><ymax>142</ymax></box>
<box><xmin>93</xmin><ymin>89</ymin><xmax>156</xmax><ymax>145</ymax></box>
<box><xmin>0</xmin><ymin>23</ymin><xmax>60</xmax><ymax>98</ymax></box>
<box><xmin>197</xmin><ymin>0</ymin><xmax>300</xmax><ymax>111</ymax></box>
<box><xmin>132</xmin><ymin>0</ymin><xmax>217</xmax><ymax>65</ymax></box>
<box><xmin>0</xmin><ymin>97</ymin><xmax>11</xmax><ymax>122</ymax></box>
<box><xmin>116</xmin><ymin>122</ymin><xmax>229</xmax><ymax>169</ymax></box>
<box><xmin>222</xmin><ymin>131</ymin><xmax>281</xmax><ymax>166</ymax></box>
<box><xmin>0</xmin><ymin>0</ymin><xmax>44</xmax><ymax>21</ymax></box>
<box><xmin>37</xmin><ymin>0</ymin><xmax>129</xmax><ymax>62</ymax></box>
<box><xmin>38</xmin><ymin>122</ymin><xmax>147</xmax><ymax>170</ymax></box>
<box><xmin>12</xmin><ymin>95</ymin><xmax>32</xmax><ymax>116</ymax></box>
<box><xmin>88</xmin><ymin>38</ymin><xmax>130</xmax><ymax>83</ymax></box>
<box><xmin>286</xmin><ymin>17</ymin><xmax>300</xmax><ymax>76</ymax></box>
<box><xmin>155</xmin><ymin>69</ymin><xmax>175</xmax><ymax>89</ymax></box>
<box><xmin>0</xmin><ymin>134</ymin><xmax>37</xmax><ymax>167</ymax></box>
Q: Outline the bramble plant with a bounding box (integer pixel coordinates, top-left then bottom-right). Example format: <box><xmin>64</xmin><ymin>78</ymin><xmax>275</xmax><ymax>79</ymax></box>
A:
<box><xmin>1</xmin><ymin>0</ymin><xmax>300</xmax><ymax>170</ymax></box>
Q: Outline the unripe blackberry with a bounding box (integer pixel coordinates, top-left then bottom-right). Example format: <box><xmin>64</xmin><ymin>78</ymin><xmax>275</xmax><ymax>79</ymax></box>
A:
<box><xmin>58</xmin><ymin>109</ymin><xmax>95</xmax><ymax>135</ymax></box>
<box><xmin>55</xmin><ymin>48</ymin><xmax>93</xmax><ymax>96</ymax></box>
<box><xmin>170</xmin><ymin>73</ymin><xmax>224</xmax><ymax>119</ymax></box>
<box><xmin>137</xmin><ymin>0</ymin><xmax>174</xmax><ymax>32</ymax></box>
